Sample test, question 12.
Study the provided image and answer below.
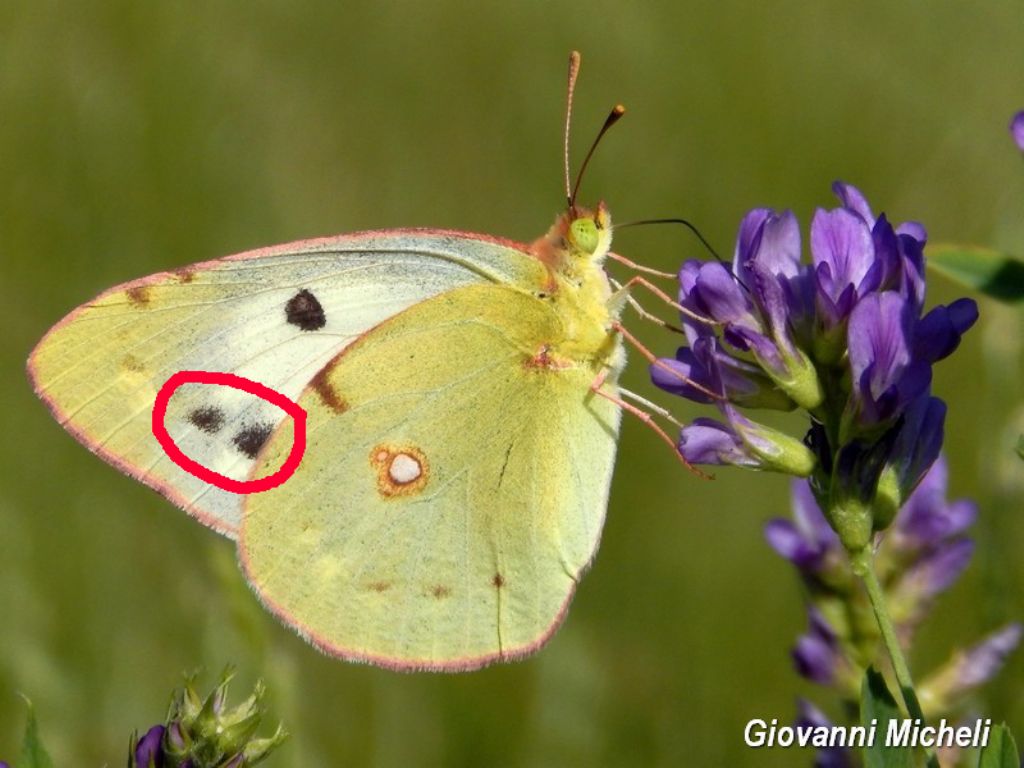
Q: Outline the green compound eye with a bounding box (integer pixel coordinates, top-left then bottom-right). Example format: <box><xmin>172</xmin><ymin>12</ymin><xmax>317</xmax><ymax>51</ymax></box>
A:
<box><xmin>569</xmin><ymin>218</ymin><xmax>599</xmax><ymax>254</ymax></box>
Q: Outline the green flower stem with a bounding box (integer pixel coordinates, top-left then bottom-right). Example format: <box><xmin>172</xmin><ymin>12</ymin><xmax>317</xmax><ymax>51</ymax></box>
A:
<box><xmin>850</xmin><ymin>546</ymin><xmax>939</xmax><ymax>768</ymax></box>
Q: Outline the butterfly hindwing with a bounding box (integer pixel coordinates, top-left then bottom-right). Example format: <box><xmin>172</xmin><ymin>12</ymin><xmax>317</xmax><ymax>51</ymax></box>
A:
<box><xmin>28</xmin><ymin>231</ymin><xmax>543</xmax><ymax>537</ymax></box>
<box><xmin>239</xmin><ymin>282</ymin><xmax>621</xmax><ymax>670</ymax></box>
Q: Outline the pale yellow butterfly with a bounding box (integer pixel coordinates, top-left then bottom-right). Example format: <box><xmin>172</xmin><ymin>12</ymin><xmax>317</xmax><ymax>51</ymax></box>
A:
<box><xmin>28</xmin><ymin>52</ymin><xmax>690</xmax><ymax>671</ymax></box>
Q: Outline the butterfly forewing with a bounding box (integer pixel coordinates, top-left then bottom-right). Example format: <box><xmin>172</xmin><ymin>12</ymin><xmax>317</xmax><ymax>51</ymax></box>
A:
<box><xmin>29</xmin><ymin>231</ymin><xmax>541</xmax><ymax>537</ymax></box>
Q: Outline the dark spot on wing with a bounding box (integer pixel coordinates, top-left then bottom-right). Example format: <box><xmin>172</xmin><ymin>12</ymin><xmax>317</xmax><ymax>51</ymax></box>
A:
<box><xmin>311</xmin><ymin>368</ymin><xmax>348</xmax><ymax>413</ymax></box>
<box><xmin>430</xmin><ymin>585</ymin><xmax>451</xmax><ymax>599</ymax></box>
<box><xmin>175</xmin><ymin>267</ymin><xmax>197</xmax><ymax>283</ymax></box>
<box><xmin>126</xmin><ymin>285</ymin><xmax>151</xmax><ymax>307</ymax></box>
<box><xmin>232</xmin><ymin>422</ymin><xmax>273</xmax><ymax>459</ymax></box>
<box><xmin>285</xmin><ymin>288</ymin><xmax>326</xmax><ymax>331</ymax></box>
<box><xmin>492</xmin><ymin>573</ymin><xmax>505</xmax><ymax>589</ymax></box>
<box><xmin>367</xmin><ymin>581</ymin><xmax>392</xmax><ymax>593</ymax></box>
<box><xmin>189</xmin><ymin>406</ymin><xmax>225</xmax><ymax>434</ymax></box>
<box><xmin>120</xmin><ymin>355</ymin><xmax>145</xmax><ymax>373</ymax></box>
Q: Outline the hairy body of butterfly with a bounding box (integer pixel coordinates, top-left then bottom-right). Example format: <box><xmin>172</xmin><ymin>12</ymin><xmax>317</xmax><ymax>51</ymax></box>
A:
<box><xmin>29</xmin><ymin>203</ymin><xmax>626</xmax><ymax>671</ymax></box>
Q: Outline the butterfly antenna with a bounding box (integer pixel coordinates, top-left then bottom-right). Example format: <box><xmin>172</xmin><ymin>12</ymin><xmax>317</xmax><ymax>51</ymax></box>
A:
<box><xmin>564</xmin><ymin>51</ymin><xmax>582</xmax><ymax>210</ymax></box>
<box><xmin>570</xmin><ymin>104</ymin><xmax>627</xmax><ymax>210</ymax></box>
<box><xmin>619</xmin><ymin>218</ymin><xmax>724</xmax><ymax>264</ymax></box>
<box><xmin>618</xmin><ymin>217</ymin><xmax>752</xmax><ymax>296</ymax></box>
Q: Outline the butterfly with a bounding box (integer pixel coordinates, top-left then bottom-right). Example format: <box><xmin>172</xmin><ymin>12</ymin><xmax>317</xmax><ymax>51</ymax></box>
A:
<box><xmin>27</xmin><ymin>53</ymin><xmax>691</xmax><ymax>671</ymax></box>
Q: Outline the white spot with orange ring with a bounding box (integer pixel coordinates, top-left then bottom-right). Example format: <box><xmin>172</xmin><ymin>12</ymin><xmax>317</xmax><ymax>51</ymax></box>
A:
<box><xmin>369</xmin><ymin>443</ymin><xmax>429</xmax><ymax>498</ymax></box>
<box><xmin>389</xmin><ymin>453</ymin><xmax>422</xmax><ymax>484</ymax></box>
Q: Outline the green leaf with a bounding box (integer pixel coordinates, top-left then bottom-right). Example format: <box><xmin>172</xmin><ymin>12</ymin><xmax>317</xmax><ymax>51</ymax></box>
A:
<box><xmin>861</xmin><ymin>669</ymin><xmax>914</xmax><ymax>768</ymax></box>
<box><xmin>978</xmin><ymin>723</ymin><xmax>1020</xmax><ymax>768</ymax></box>
<box><xmin>16</xmin><ymin>697</ymin><xmax>55</xmax><ymax>768</ymax></box>
<box><xmin>927</xmin><ymin>243</ymin><xmax>1024</xmax><ymax>304</ymax></box>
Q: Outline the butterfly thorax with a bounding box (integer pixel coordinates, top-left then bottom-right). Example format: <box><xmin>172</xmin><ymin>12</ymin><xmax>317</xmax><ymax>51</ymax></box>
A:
<box><xmin>529</xmin><ymin>203</ymin><xmax>625</xmax><ymax>380</ymax></box>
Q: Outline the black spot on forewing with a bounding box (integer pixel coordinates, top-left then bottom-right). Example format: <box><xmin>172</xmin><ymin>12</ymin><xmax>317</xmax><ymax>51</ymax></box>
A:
<box><xmin>285</xmin><ymin>289</ymin><xmax>326</xmax><ymax>331</ymax></box>
<box><xmin>232</xmin><ymin>422</ymin><xmax>273</xmax><ymax>459</ymax></box>
<box><xmin>189</xmin><ymin>406</ymin><xmax>225</xmax><ymax>434</ymax></box>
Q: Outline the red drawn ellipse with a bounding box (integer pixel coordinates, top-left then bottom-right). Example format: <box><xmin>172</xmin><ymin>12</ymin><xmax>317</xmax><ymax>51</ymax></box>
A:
<box><xmin>152</xmin><ymin>370</ymin><xmax>307</xmax><ymax>494</ymax></box>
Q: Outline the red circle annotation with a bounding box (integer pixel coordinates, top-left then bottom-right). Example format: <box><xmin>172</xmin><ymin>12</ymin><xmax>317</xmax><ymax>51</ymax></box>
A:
<box><xmin>151</xmin><ymin>370</ymin><xmax>307</xmax><ymax>494</ymax></box>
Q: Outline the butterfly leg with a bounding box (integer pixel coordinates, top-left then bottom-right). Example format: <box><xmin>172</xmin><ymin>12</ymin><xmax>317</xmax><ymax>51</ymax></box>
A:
<box><xmin>589</xmin><ymin>368</ymin><xmax>709</xmax><ymax>478</ymax></box>
<box><xmin>607</xmin><ymin>251</ymin><xmax>676</xmax><ymax>279</ymax></box>
<box><xmin>607</xmin><ymin>277</ymin><xmax>685</xmax><ymax>335</ymax></box>
<box><xmin>619</xmin><ymin>387</ymin><xmax>683</xmax><ymax>427</ymax></box>
<box><xmin>608</xmin><ymin>274</ymin><xmax>717</xmax><ymax>327</ymax></box>
<box><xmin>611</xmin><ymin>322</ymin><xmax>723</xmax><ymax>401</ymax></box>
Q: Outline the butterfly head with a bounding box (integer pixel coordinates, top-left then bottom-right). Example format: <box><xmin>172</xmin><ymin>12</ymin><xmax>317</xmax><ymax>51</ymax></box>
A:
<box><xmin>533</xmin><ymin>202</ymin><xmax>612</xmax><ymax>274</ymax></box>
<box><xmin>567</xmin><ymin>203</ymin><xmax>611</xmax><ymax>258</ymax></box>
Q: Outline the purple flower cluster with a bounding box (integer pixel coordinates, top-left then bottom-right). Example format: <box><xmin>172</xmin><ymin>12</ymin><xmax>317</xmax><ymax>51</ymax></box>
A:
<box><xmin>652</xmin><ymin>183</ymin><xmax>978</xmax><ymax>548</ymax></box>
<box><xmin>767</xmin><ymin>459</ymin><xmax>1020</xmax><ymax>746</ymax></box>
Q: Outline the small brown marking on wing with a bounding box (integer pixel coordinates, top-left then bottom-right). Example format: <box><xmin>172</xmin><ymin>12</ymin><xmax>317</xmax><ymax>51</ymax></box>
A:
<box><xmin>369</xmin><ymin>444</ymin><xmax>429</xmax><ymax>499</ymax></box>
<box><xmin>174</xmin><ymin>267</ymin><xmax>196</xmax><ymax>283</ymax></box>
<box><xmin>311</xmin><ymin>368</ymin><xmax>348</xmax><ymax>413</ymax></box>
<box><xmin>367</xmin><ymin>581</ymin><xmax>392</xmax><ymax>593</ymax></box>
<box><xmin>430</xmin><ymin>585</ymin><xmax>452</xmax><ymax>599</ymax></box>
<box><xmin>120</xmin><ymin>355</ymin><xmax>146</xmax><ymax>373</ymax></box>
<box><xmin>523</xmin><ymin>343</ymin><xmax>572</xmax><ymax>371</ymax></box>
<box><xmin>492</xmin><ymin>573</ymin><xmax>505</xmax><ymax>589</ymax></box>
<box><xmin>126</xmin><ymin>285</ymin><xmax>152</xmax><ymax>307</ymax></box>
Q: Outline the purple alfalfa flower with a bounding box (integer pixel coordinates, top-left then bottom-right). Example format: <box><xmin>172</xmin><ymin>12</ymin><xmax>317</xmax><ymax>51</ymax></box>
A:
<box><xmin>943</xmin><ymin>623</ymin><xmax>1022</xmax><ymax>691</ymax></box>
<box><xmin>811</xmin><ymin>205</ymin><xmax>879</xmax><ymax>334</ymax></box>
<box><xmin>1011</xmin><ymin>110</ymin><xmax>1024</xmax><ymax>151</ymax></box>
<box><xmin>920</xmin><ymin>624</ymin><xmax>1023</xmax><ymax>714</ymax></box>
<box><xmin>890</xmin><ymin>454</ymin><xmax>977</xmax><ymax>549</ymax></box>
<box><xmin>913</xmin><ymin>298</ymin><xmax>980</xmax><ymax>365</ymax></box>
<box><xmin>132</xmin><ymin>724</ymin><xmax>167</xmax><ymax>768</ymax></box>
<box><xmin>727</xmin><ymin>209</ymin><xmax>823</xmax><ymax>410</ymax></box>
<box><xmin>675</xmin><ymin>207</ymin><xmax>806</xmax><ymax>347</ymax></box>
<box><xmin>874</xmin><ymin>455</ymin><xmax>976</xmax><ymax>634</ymax></box>
<box><xmin>662</xmin><ymin>210</ymin><xmax>823</xmax><ymax>410</ymax></box>
<box><xmin>893</xmin><ymin>537</ymin><xmax>974</xmax><ymax>605</ymax></box>
<box><xmin>844</xmin><ymin>286</ymin><xmax>975</xmax><ymax>437</ymax></box>
<box><xmin>873</xmin><ymin>396</ymin><xmax>948</xmax><ymax>529</ymax></box>
<box><xmin>677</xmin><ymin>416</ymin><xmax>760</xmax><ymax>468</ymax></box>
<box><xmin>764</xmin><ymin>480</ymin><xmax>841</xmax><ymax>577</ymax></box>
<box><xmin>846</xmin><ymin>291</ymin><xmax>932</xmax><ymax>427</ymax></box>
<box><xmin>794</xmin><ymin>700</ymin><xmax>854</xmax><ymax>768</ymax></box>
<box><xmin>734</xmin><ymin>208</ymin><xmax>814</xmax><ymax>349</ymax></box>
<box><xmin>792</xmin><ymin>608</ymin><xmax>843</xmax><ymax>685</ymax></box>
<box><xmin>661</xmin><ymin>327</ymin><xmax>817</xmax><ymax>475</ymax></box>
<box><xmin>678</xmin><ymin>404</ymin><xmax>816</xmax><ymax>476</ymax></box>
<box><xmin>649</xmin><ymin>337</ymin><xmax>793</xmax><ymax>410</ymax></box>
<box><xmin>817</xmin><ymin>182</ymin><xmax>929</xmax><ymax>326</ymax></box>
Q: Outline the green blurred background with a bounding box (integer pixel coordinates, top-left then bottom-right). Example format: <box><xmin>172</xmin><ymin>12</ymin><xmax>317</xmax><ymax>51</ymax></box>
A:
<box><xmin>2</xmin><ymin>2</ymin><xmax>1023</xmax><ymax>765</ymax></box>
